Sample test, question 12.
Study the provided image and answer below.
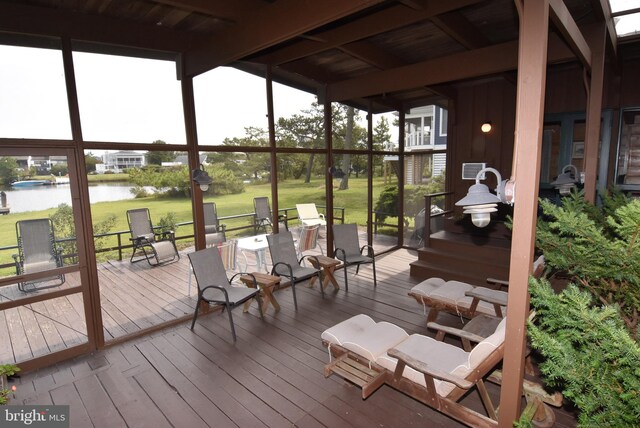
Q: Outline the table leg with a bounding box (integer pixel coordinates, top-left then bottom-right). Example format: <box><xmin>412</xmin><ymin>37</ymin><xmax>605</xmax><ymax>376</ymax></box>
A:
<box><xmin>322</xmin><ymin>267</ymin><xmax>340</xmax><ymax>291</ymax></box>
<box><xmin>262</xmin><ymin>286</ymin><xmax>280</xmax><ymax>312</ymax></box>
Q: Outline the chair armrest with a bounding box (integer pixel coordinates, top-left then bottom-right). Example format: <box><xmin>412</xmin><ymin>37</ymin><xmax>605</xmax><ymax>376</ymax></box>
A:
<box><xmin>271</xmin><ymin>262</ymin><xmax>293</xmax><ymax>280</ymax></box>
<box><xmin>486</xmin><ymin>277</ymin><xmax>509</xmax><ymax>289</ymax></box>
<box><xmin>465</xmin><ymin>288</ymin><xmax>508</xmax><ymax>307</ymax></box>
<box><xmin>319</xmin><ymin>213</ymin><xmax>325</xmax><ymax>220</ymax></box>
<box><xmin>360</xmin><ymin>244</ymin><xmax>375</xmax><ymax>258</ymax></box>
<box><xmin>12</xmin><ymin>253</ymin><xmax>19</xmax><ymax>262</ymax></box>
<box><xmin>427</xmin><ymin>322</ymin><xmax>486</xmax><ymax>343</ymax></box>
<box><xmin>200</xmin><ymin>284</ymin><xmax>229</xmax><ymax>301</ymax></box>
<box><xmin>131</xmin><ymin>236</ymin><xmax>151</xmax><ymax>245</ymax></box>
<box><xmin>231</xmin><ymin>272</ymin><xmax>256</xmax><ymax>288</ymax></box>
<box><xmin>334</xmin><ymin>247</ymin><xmax>347</xmax><ymax>262</ymax></box>
<box><xmin>161</xmin><ymin>230</ymin><xmax>175</xmax><ymax>241</ymax></box>
<box><xmin>387</xmin><ymin>347</ymin><xmax>473</xmax><ymax>389</ymax></box>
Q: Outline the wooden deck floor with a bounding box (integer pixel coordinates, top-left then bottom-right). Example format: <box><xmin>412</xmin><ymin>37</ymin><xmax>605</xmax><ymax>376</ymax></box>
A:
<box><xmin>1</xmin><ymin>231</ymin><xmax>397</xmax><ymax>364</ymax></box>
<box><xmin>6</xmin><ymin>247</ymin><xmax>577</xmax><ymax>427</ymax></box>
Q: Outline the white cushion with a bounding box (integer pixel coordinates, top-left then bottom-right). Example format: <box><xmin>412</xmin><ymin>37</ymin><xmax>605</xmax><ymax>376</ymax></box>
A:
<box><xmin>322</xmin><ymin>315</ymin><xmax>409</xmax><ymax>361</ymax></box>
<box><xmin>376</xmin><ymin>334</ymin><xmax>469</xmax><ymax>397</ymax></box>
<box><xmin>341</xmin><ymin>322</ymin><xmax>409</xmax><ymax>361</ymax></box>
<box><xmin>411</xmin><ymin>278</ymin><xmax>506</xmax><ymax>316</ymax></box>
<box><xmin>321</xmin><ymin>314</ymin><xmax>376</xmax><ymax>345</ymax></box>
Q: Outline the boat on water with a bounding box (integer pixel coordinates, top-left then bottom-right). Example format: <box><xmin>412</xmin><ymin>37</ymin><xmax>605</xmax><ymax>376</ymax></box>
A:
<box><xmin>11</xmin><ymin>180</ymin><xmax>50</xmax><ymax>187</ymax></box>
<box><xmin>51</xmin><ymin>175</ymin><xmax>70</xmax><ymax>184</ymax></box>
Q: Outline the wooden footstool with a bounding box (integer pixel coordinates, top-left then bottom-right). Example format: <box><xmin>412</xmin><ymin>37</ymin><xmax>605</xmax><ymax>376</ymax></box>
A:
<box><xmin>240</xmin><ymin>272</ymin><xmax>281</xmax><ymax>313</ymax></box>
<box><xmin>308</xmin><ymin>255</ymin><xmax>342</xmax><ymax>291</ymax></box>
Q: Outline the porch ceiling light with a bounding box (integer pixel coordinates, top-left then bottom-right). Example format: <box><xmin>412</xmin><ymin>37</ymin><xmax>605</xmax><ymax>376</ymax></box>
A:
<box><xmin>455</xmin><ymin>167</ymin><xmax>514</xmax><ymax>228</ymax></box>
<box><xmin>481</xmin><ymin>122</ymin><xmax>492</xmax><ymax>133</ymax></box>
<box><xmin>551</xmin><ymin>164</ymin><xmax>578</xmax><ymax>196</ymax></box>
<box><xmin>192</xmin><ymin>165</ymin><xmax>213</xmax><ymax>192</ymax></box>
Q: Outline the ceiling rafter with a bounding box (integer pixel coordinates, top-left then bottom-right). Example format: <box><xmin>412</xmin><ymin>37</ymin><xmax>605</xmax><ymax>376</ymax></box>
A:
<box><xmin>338</xmin><ymin>41</ymin><xmax>407</xmax><ymax>69</ymax></box>
<box><xmin>183</xmin><ymin>0</ymin><xmax>387</xmax><ymax>77</ymax></box>
<box><xmin>249</xmin><ymin>0</ymin><xmax>485</xmax><ymax>66</ymax></box>
<box><xmin>549</xmin><ymin>0</ymin><xmax>591</xmax><ymax>70</ymax></box>
<box><xmin>0</xmin><ymin>2</ymin><xmax>201</xmax><ymax>54</ymax></box>
<box><xmin>150</xmin><ymin>0</ymin><xmax>264</xmax><ymax>22</ymax></box>
<box><xmin>327</xmin><ymin>33</ymin><xmax>575</xmax><ymax>102</ymax></box>
<box><xmin>430</xmin><ymin>10</ymin><xmax>491</xmax><ymax>49</ymax></box>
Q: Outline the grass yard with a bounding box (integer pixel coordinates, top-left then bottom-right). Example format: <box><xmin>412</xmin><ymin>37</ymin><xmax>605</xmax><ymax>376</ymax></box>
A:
<box><xmin>0</xmin><ymin>175</ymin><xmax>401</xmax><ymax>269</ymax></box>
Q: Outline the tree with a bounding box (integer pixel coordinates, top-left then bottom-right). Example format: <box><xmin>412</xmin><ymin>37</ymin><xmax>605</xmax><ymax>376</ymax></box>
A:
<box><xmin>528</xmin><ymin>278</ymin><xmax>640</xmax><ymax>426</ymax></box>
<box><xmin>0</xmin><ymin>157</ymin><xmax>19</xmax><ymax>185</ymax></box>
<box><xmin>535</xmin><ymin>191</ymin><xmax>640</xmax><ymax>337</ymax></box>
<box><xmin>50</xmin><ymin>203</ymin><xmax>117</xmax><ymax>257</ymax></box>
<box><xmin>373</xmin><ymin>116</ymin><xmax>392</xmax><ymax>177</ymax></box>
<box><xmin>85</xmin><ymin>152</ymin><xmax>102</xmax><ymax>173</ymax></box>
<box><xmin>146</xmin><ymin>140</ymin><xmax>176</xmax><ymax>165</ymax></box>
<box><xmin>339</xmin><ymin>106</ymin><xmax>355</xmax><ymax>190</ymax></box>
<box><xmin>50</xmin><ymin>163</ymin><xmax>68</xmax><ymax>176</ymax></box>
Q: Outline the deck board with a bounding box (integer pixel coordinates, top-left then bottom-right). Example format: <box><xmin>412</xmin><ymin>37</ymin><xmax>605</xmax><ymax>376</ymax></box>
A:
<box><xmin>4</xmin><ymin>246</ymin><xmax>577</xmax><ymax>427</ymax></box>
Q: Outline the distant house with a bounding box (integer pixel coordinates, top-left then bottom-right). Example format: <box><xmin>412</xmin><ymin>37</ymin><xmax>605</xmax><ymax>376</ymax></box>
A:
<box><xmin>385</xmin><ymin>105</ymin><xmax>448</xmax><ymax>185</ymax></box>
<box><xmin>97</xmin><ymin>151</ymin><xmax>145</xmax><ymax>173</ymax></box>
<box><xmin>13</xmin><ymin>155</ymin><xmax>67</xmax><ymax>173</ymax></box>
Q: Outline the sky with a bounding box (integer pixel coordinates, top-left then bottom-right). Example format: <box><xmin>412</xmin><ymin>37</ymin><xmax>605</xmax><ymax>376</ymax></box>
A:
<box><xmin>0</xmin><ymin>45</ymin><xmax>394</xmax><ymax>152</ymax></box>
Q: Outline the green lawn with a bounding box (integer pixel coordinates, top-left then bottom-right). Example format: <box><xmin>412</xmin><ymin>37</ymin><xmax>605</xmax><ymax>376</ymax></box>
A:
<box><xmin>0</xmin><ymin>175</ymin><xmax>400</xmax><ymax>268</ymax></box>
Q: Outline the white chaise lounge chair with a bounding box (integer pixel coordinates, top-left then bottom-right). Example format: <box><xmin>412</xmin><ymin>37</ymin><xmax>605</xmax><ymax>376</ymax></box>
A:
<box><xmin>321</xmin><ymin>313</ymin><xmax>556</xmax><ymax>428</ymax></box>
<box><xmin>409</xmin><ymin>255</ymin><xmax>545</xmax><ymax>322</ymax></box>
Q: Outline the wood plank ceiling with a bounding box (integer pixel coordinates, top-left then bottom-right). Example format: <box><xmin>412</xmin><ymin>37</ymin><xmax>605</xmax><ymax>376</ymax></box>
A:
<box><xmin>0</xmin><ymin>0</ymin><xmax>606</xmax><ymax>113</ymax></box>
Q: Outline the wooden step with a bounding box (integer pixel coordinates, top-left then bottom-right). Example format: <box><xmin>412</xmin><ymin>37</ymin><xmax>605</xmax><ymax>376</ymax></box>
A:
<box><xmin>409</xmin><ymin>259</ymin><xmax>509</xmax><ymax>285</ymax></box>
<box><xmin>410</xmin><ymin>228</ymin><xmax>511</xmax><ymax>283</ymax></box>
<box><xmin>414</xmin><ymin>247</ymin><xmax>510</xmax><ymax>277</ymax></box>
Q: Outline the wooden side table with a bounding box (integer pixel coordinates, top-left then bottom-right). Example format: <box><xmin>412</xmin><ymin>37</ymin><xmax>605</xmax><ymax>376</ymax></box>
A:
<box><xmin>240</xmin><ymin>272</ymin><xmax>281</xmax><ymax>313</ymax></box>
<box><xmin>307</xmin><ymin>255</ymin><xmax>342</xmax><ymax>291</ymax></box>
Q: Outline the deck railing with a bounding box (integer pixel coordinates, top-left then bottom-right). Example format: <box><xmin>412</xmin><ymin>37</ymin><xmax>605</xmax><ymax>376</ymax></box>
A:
<box><xmin>0</xmin><ymin>204</ymin><xmax>345</xmax><ymax>270</ymax></box>
<box><xmin>421</xmin><ymin>191</ymin><xmax>453</xmax><ymax>247</ymax></box>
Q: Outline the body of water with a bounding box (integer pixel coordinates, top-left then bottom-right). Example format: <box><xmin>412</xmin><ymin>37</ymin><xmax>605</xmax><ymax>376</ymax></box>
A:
<box><xmin>0</xmin><ymin>182</ymin><xmax>141</xmax><ymax>213</ymax></box>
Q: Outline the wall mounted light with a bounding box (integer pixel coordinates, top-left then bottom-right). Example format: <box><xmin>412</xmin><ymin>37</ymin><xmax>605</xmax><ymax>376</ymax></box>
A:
<box><xmin>455</xmin><ymin>167</ymin><xmax>515</xmax><ymax>228</ymax></box>
<box><xmin>551</xmin><ymin>164</ymin><xmax>579</xmax><ymax>196</ymax></box>
<box><xmin>192</xmin><ymin>165</ymin><xmax>213</xmax><ymax>192</ymax></box>
<box><xmin>481</xmin><ymin>122</ymin><xmax>492</xmax><ymax>133</ymax></box>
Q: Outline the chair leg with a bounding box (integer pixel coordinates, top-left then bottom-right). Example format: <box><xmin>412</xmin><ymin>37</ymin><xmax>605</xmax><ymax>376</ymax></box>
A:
<box><xmin>291</xmin><ymin>281</ymin><xmax>298</xmax><ymax>310</ymax></box>
<box><xmin>227</xmin><ymin>303</ymin><xmax>237</xmax><ymax>341</ymax></box>
<box><xmin>318</xmin><ymin>272</ymin><xmax>324</xmax><ymax>298</ymax></box>
<box><xmin>343</xmin><ymin>263</ymin><xmax>349</xmax><ymax>292</ymax></box>
<box><xmin>190</xmin><ymin>299</ymin><xmax>201</xmax><ymax>329</ymax></box>
<box><xmin>372</xmin><ymin>259</ymin><xmax>377</xmax><ymax>288</ymax></box>
<box><xmin>256</xmin><ymin>293</ymin><xmax>264</xmax><ymax>319</ymax></box>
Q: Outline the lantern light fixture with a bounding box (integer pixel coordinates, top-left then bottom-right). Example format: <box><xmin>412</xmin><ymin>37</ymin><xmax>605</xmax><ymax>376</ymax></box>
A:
<box><xmin>551</xmin><ymin>164</ymin><xmax>579</xmax><ymax>196</ymax></box>
<box><xmin>455</xmin><ymin>167</ymin><xmax>514</xmax><ymax>228</ymax></box>
<box><xmin>192</xmin><ymin>165</ymin><xmax>213</xmax><ymax>192</ymax></box>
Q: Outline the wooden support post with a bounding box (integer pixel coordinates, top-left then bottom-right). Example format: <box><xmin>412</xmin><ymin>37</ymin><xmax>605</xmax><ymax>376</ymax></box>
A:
<box><xmin>499</xmin><ymin>0</ymin><xmax>549</xmax><ymax>426</ymax></box>
<box><xmin>182</xmin><ymin>77</ymin><xmax>205</xmax><ymax>250</ymax></box>
<box><xmin>266</xmin><ymin>66</ymin><xmax>279</xmax><ymax>231</ymax></box>
<box><xmin>583</xmin><ymin>22</ymin><xmax>607</xmax><ymax>203</ymax></box>
<box><xmin>324</xmin><ymin>96</ymin><xmax>335</xmax><ymax>257</ymax></box>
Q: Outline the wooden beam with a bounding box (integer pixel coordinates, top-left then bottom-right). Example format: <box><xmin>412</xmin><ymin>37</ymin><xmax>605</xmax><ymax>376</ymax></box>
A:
<box><xmin>590</xmin><ymin>0</ymin><xmax>617</xmax><ymax>57</ymax></box>
<box><xmin>431</xmin><ymin>11</ymin><xmax>491</xmax><ymax>49</ymax></box>
<box><xmin>327</xmin><ymin>34</ymin><xmax>574</xmax><ymax>102</ymax></box>
<box><xmin>339</xmin><ymin>41</ymin><xmax>407</xmax><ymax>69</ymax></box>
<box><xmin>183</xmin><ymin>0</ymin><xmax>386</xmax><ymax>77</ymax></box>
<box><xmin>583</xmin><ymin>22</ymin><xmax>607</xmax><ymax>203</ymax></box>
<box><xmin>0</xmin><ymin>2</ymin><xmax>200</xmax><ymax>54</ymax></box>
<box><xmin>150</xmin><ymin>0</ymin><xmax>266</xmax><ymax>23</ymax></box>
<box><xmin>250</xmin><ymin>0</ymin><xmax>485</xmax><ymax>66</ymax></box>
<box><xmin>499</xmin><ymin>0</ymin><xmax>549</xmax><ymax>426</ymax></box>
<box><xmin>549</xmin><ymin>0</ymin><xmax>591</xmax><ymax>70</ymax></box>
